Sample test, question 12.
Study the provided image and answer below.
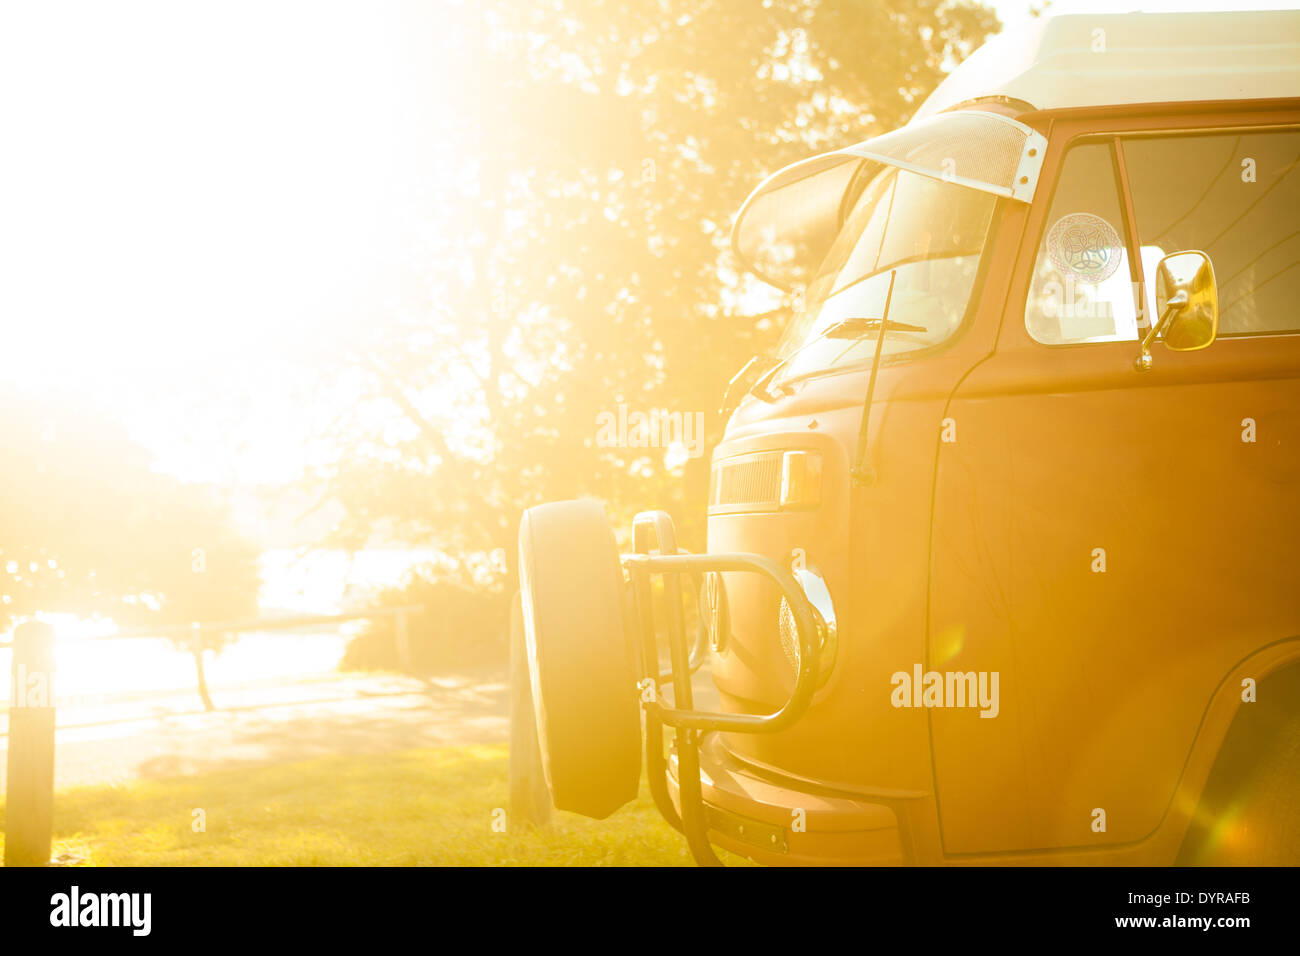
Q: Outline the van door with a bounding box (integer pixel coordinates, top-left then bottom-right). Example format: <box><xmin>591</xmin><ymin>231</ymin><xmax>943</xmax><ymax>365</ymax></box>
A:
<box><xmin>927</xmin><ymin>116</ymin><xmax>1300</xmax><ymax>855</ymax></box>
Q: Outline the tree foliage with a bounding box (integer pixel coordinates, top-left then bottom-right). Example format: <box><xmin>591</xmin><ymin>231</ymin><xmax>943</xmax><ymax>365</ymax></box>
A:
<box><xmin>311</xmin><ymin>0</ymin><xmax>1000</xmax><ymax>584</ymax></box>
<box><xmin>0</xmin><ymin>389</ymin><xmax>260</xmax><ymax>632</ymax></box>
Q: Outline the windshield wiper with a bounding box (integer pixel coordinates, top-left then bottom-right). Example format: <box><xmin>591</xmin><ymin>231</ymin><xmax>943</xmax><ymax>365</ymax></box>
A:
<box><xmin>825</xmin><ymin>316</ymin><xmax>926</xmax><ymax>337</ymax></box>
<box><xmin>749</xmin><ymin>312</ymin><xmax>925</xmax><ymax>404</ymax></box>
<box><xmin>851</xmin><ymin>270</ymin><xmax>902</xmax><ymax>486</ymax></box>
<box><xmin>719</xmin><ymin>354</ymin><xmax>774</xmax><ymax>417</ymax></box>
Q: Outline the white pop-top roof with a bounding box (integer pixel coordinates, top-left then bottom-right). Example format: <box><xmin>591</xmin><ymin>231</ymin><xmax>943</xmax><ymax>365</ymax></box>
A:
<box><xmin>732</xmin><ymin>9</ymin><xmax>1300</xmax><ymax>289</ymax></box>
<box><xmin>915</xmin><ymin>10</ymin><xmax>1300</xmax><ymax>120</ymax></box>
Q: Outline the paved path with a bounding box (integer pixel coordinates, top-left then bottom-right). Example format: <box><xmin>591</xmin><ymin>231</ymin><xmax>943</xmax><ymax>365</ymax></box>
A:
<box><xmin>0</xmin><ymin>673</ymin><xmax>509</xmax><ymax>793</ymax></box>
<box><xmin>0</xmin><ymin>666</ymin><xmax>721</xmax><ymax>793</ymax></box>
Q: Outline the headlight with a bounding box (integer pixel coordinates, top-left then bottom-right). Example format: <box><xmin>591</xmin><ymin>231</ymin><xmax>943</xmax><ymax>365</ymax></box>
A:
<box><xmin>778</xmin><ymin>567</ymin><xmax>838</xmax><ymax>686</ymax></box>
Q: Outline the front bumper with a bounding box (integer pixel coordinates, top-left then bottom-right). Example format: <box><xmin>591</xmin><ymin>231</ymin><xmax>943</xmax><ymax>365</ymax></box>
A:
<box><xmin>627</xmin><ymin>509</ymin><xmax>901</xmax><ymax>866</ymax></box>
<box><xmin>665</xmin><ymin>733</ymin><xmax>906</xmax><ymax>866</ymax></box>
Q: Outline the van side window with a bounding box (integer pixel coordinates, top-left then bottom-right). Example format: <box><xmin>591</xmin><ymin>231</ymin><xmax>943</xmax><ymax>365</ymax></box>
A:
<box><xmin>1122</xmin><ymin>129</ymin><xmax>1300</xmax><ymax>335</ymax></box>
<box><xmin>1024</xmin><ymin>143</ymin><xmax>1142</xmax><ymax>345</ymax></box>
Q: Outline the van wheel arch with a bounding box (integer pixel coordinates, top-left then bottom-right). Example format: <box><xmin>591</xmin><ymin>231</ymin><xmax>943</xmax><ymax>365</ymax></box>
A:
<box><xmin>1177</xmin><ymin>662</ymin><xmax>1300</xmax><ymax>865</ymax></box>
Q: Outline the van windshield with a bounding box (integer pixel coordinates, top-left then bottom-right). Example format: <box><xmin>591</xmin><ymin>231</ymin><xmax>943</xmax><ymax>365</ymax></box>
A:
<box><xmin>774</xmin><ymin>167</ymin><xmax>997</xmax><ymax>381</ymax></box>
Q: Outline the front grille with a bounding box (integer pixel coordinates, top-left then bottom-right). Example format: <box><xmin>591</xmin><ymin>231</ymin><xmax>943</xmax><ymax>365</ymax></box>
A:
<box><xmin>710</xmin><ymin>451</ymin><xmax>783</xmax><ymax>512</ymax></box>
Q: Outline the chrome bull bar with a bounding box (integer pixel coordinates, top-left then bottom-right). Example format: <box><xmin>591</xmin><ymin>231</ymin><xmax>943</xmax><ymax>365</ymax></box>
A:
<box><xmin>626</xmin><ymin>510</ymin><xmax>824</xmax><ymax>865</ymax></box>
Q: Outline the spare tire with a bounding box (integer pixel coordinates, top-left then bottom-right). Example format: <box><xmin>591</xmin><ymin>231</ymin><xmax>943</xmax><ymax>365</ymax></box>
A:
<box><xmin>517</xmin><ymin>498</ymin><xmax>641</xmax><ymax>818</ymax></box>
<box><xmin>508</xmin><ymin>591</ymin><xmax>552</xmax><ymax>828</ymax></box>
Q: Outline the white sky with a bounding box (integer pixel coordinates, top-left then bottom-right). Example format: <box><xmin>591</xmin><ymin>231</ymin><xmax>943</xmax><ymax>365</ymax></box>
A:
<box><xmin>0</xmin><ymin>0</ymin><xmax>1294</xmax><ymax>487</ymax></box>
<box><xmin>0</xmin><ymin>1</ymin><xmax>451</xmax><ymax>485</ymax></box>
<box><xmin>2</xmin><ymin>4</ymin><xmax>404</xmax><ymax>367</ymax></box>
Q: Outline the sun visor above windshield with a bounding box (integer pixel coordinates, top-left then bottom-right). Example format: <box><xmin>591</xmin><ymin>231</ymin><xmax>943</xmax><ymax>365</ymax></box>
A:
<box><xmin>732</xmin><ymin>110</ymin><xmax>1047</xmax><ymax>290</ymax></box>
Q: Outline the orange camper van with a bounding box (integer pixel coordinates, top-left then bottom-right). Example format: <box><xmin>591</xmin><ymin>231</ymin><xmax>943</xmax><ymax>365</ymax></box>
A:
<box><xmin>512</xmin><ymin>9</ymin><xmax>1300</xmax><ymax>866</ymax></box>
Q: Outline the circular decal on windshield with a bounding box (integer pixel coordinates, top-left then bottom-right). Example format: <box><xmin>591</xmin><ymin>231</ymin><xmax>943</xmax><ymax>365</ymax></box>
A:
<box><xmin>1047</xmin><ymin>212</ymin><xmax>1123</xmax><ymax>283</ymax></box>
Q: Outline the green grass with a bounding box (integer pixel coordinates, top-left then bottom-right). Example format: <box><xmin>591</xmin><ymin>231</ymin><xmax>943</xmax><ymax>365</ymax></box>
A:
<box><xmin>0</xmin><ymin>744</ymin><xmax>738</xmax><ymax>866</ymax></box>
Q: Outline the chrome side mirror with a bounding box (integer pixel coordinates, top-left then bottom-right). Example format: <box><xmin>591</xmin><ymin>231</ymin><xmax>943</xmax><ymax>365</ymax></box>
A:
<box><xmin>1136</xmin><ymin>251</ymin><xmax>1218</xmax><ymax>371</ymax></box>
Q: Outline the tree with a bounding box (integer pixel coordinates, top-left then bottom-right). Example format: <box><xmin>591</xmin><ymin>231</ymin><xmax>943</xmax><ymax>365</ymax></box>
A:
<box><xmin>304</xmin><ymin>0</ymin><xmax>1001</xmax><ymax>587</ymax></box>
<box><xmin>0</xmin><ymin>387</ymin><xmax>261</xmax><ymax>634</ymax></box>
